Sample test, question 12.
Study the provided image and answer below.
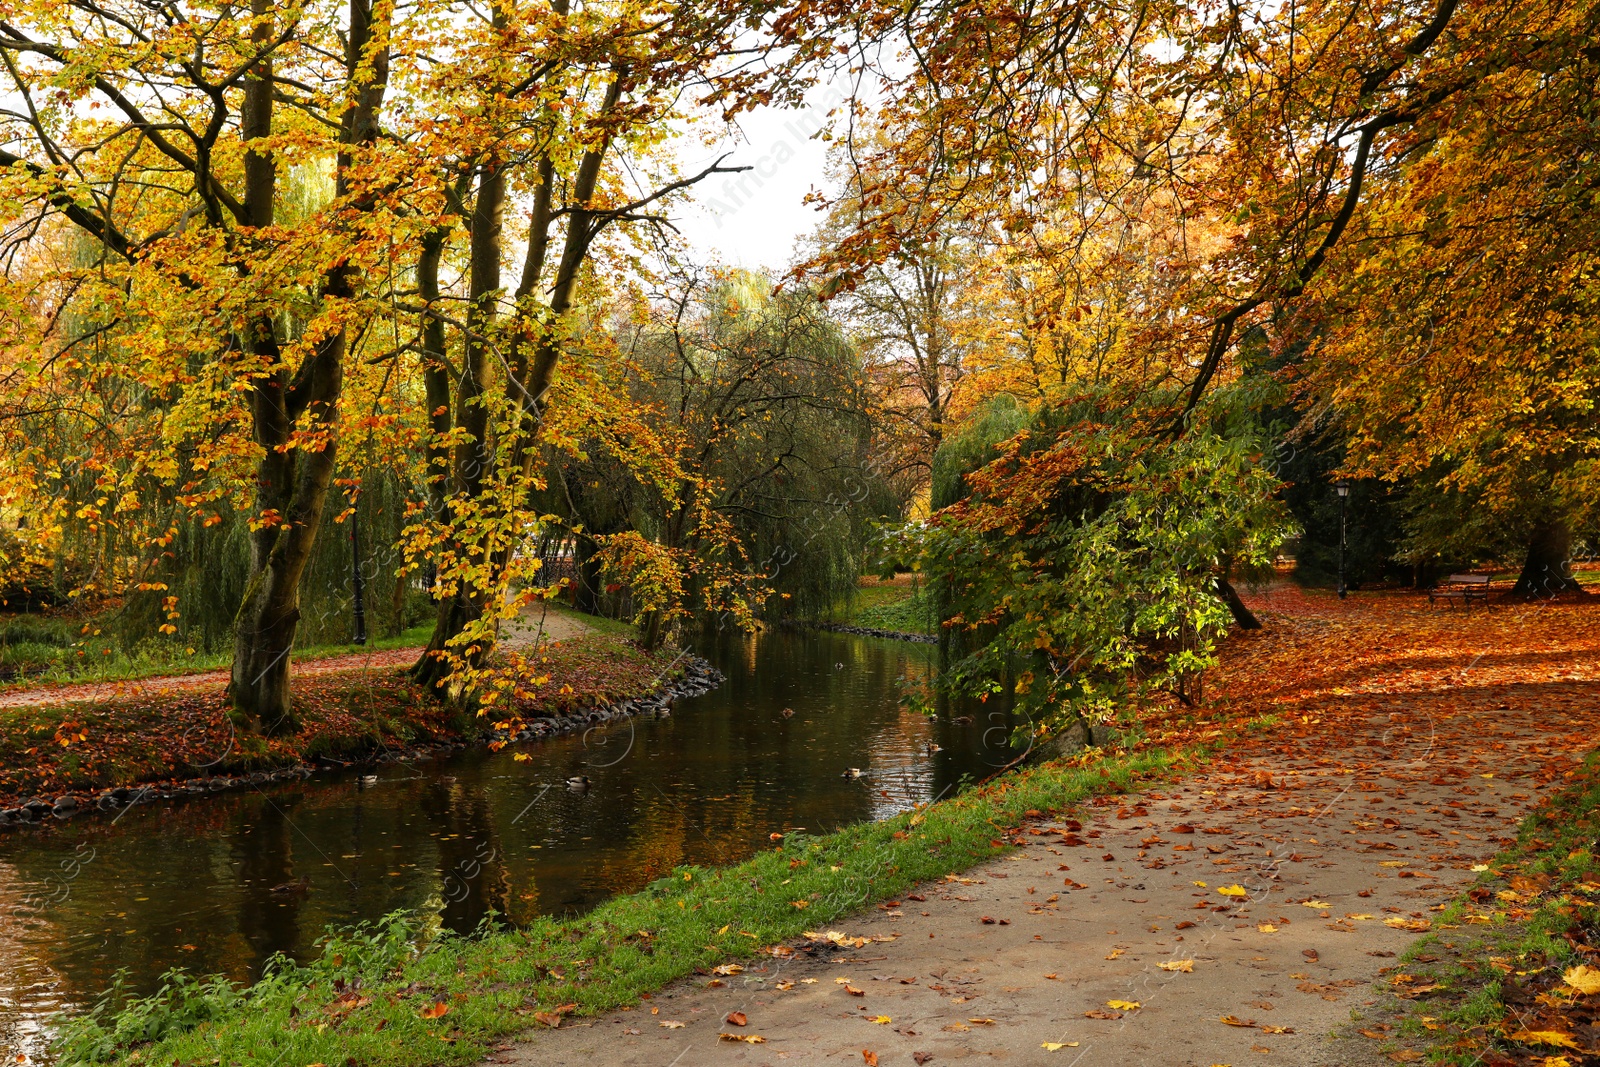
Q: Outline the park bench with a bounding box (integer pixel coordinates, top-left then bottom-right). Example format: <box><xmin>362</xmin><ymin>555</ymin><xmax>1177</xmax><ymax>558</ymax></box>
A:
<box><xmin>1427</xmin><ymin>573</ymin><xmax>1493</xmax><ymax>609</ymax></box>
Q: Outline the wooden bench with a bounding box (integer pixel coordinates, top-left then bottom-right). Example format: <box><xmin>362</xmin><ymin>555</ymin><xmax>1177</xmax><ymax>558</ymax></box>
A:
<box><xmin>1428</xmin><ymin>573</ymin><xmax>1493</xmax><ymax>608</ymax></box>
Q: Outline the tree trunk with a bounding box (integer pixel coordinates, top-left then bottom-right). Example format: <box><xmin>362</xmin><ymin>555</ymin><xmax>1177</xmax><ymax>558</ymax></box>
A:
<box><xmin>412</xmin><ymin>153</ymin><xmax>505</xmax><ymax>697</ymax></box>
<box><xmin>230</xmin><ymin>0</ymin><xmax>387</xmax><ymax>731</ymax></box>
<box><xmin>1512</xmin><ymin>520</ymin><xmax>1585</xmax><ymax>596</ymax></box>
<box><xmin>1215</xmin><ymin>575</ymin><xmax>1262</xmax><ymax>629</ymax></box>
<box><xmin>413</xmin><ymin>75</ymin><xmax>624</xmax><ymax>699</ymax></box>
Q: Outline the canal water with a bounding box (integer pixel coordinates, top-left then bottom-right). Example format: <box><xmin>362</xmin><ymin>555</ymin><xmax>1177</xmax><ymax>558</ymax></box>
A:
<box><xmin>0</xmin><ymin>628</ymin><xmax>1014</xmax><ymax>1058</ymax></box>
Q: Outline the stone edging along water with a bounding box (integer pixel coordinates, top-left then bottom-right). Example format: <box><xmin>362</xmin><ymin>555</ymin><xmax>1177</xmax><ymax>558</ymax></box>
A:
<box><xmin>0</xmin><ymin>656</ymin><xmax>724</xmax><ymax>833</ymax></box>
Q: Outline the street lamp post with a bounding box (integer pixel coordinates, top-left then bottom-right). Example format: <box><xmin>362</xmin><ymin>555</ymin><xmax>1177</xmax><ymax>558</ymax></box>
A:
<box><xmin>351</xmin><ymin>494</ymin><xmax>368</xmax><ymax>646</ymax></box>
<box><xmin>1335</xmin><ymin>480</ymin><xmax>1350</xmax><ymax>600</ymax></box>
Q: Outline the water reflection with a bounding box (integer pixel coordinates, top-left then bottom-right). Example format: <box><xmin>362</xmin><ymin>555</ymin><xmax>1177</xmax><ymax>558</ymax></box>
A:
<box><xmin>0</xmin><ymin>629</ymin><xmax>1010</xmax><ymax>1058</ymax></box>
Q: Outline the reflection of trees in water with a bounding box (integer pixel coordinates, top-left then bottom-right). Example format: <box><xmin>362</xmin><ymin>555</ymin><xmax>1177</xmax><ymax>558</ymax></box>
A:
<box><xmin>420</xmin><ymin>779</ymin><xmax>508</xmax><ymax>934</ymax></box>
<box><xmin>0</xmin><ymin>629</ymin><xmax>1004</xmax><ymax>1044</ymax></box>
<box><xmin>231</xmin><ymin>797</ymin><xmax>306</xmax><ymax>969</ymax></box>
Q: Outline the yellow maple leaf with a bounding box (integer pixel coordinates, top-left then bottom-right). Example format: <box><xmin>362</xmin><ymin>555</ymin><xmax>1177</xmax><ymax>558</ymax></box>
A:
<box><xmin>1158</xmin><ymin>959</ymin><xmax>1195</xmax><ymax>972</ymax></box>
<box><xmin>1218</xmin><ymin>885</ymin><xmax>1247</xmax><ymax>897</ymax></box>
<box><xmin>1301</xmin><ymin>900</ymin><xmax>1332</xmax><ymax>908</ymax></box>
<box><xmin>1257</xmin><ymin>923</ymin><xmax>1278</xmax><ymax>933</ymax></box>
<box><xmin>1563</xmin><ymin>965</ymin><xmax>1600</xmax><ymax>996</ymax></box>
<box><xmin>1042</xmin><ymin>1042</ymin><xmax>1080</xmax><ymax>1050</ymax></box>
<box><xmin>1509</xmin><ymin>1030</ymin><xmax>1579</xmax><ymax>1049</ymax></box>
<box><xmin>1107</xmin><ymin>1000</ymin><xmax>1141</xmax><ymax>1010</ymax></box>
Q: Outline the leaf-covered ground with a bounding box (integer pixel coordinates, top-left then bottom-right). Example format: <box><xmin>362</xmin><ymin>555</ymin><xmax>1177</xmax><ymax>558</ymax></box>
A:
<box><xmin>55</xmin><ymin>585</ymin><xmax>1600</xmax><ymax>1067</ymax></box>
<box><xmin>0</xmin><ymin>631</ymin><xmax>680</xmax><ymax>806</ymax></box>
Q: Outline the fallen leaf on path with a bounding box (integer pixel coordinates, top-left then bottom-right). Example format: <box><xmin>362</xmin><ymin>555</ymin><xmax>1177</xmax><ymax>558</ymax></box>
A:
<box><xmin>1107</xmin><ymin>1000</ymin><xmax>1140</xmax><ymax>1010</ymax></box>
<box><xmin>1220</xmin><ymin>1015</ymin><xmax>1257</xmax><ymax>1027</ymax></box>
<box><xmin>1042</xmin><ymin>1042</ymin><xmax>1080</xmax><ymax>1050</ymax></box>
<box><xmin>776</xmin><ymin>981</ymin><xmax>794</xmax><ymax>991</ymax></box>
<box><xmin>871</xmin><ymin>1015</ymin><xmax>891</xmax><ymax>1024</ymax></box>
<box><xmin>1301</xmin><ymin>900</ymin><xmax>1332</xmax><ymax>909</ymax></box>
<box><xmin>1105</xmin><ymin>948</ymin><xmax>1124</xmax><ymax>959</ymax></box>
<box><xmin>862</xmin><ymin>1053</ymin><xmax>878</xmax><ymax>1067</ymax></box>
<box><xmin>658</xmin><ymin>1021</ymin><xmax>685</xmax><ymax>1028</ymax></box>
<box><xmin>942</xmin><ymin>1022</ymin><xmax>971</xmax><ymax>1032</ymax></box>
<box><xmin>1260</xmin><ymin>1025</ymin><xmax>1295</xmax><ymax>1035</ymax></box>
<box><xmin>845</xmin><ymin>985</ymin><xmax>865</xmax><ymax>996</ymax></box>
<box><xmin>1084</xmin><ymin>1010</ymin><xmax>1122</xmax><ymax>1020</ymax></box>
<box><xmin>1158</xmin><ymin>960</ymin><xmax>1194</xmax><ymax>972</ymax></box>
<box><xmin>969</xmin><ymin>1017</ymin><xmax>996</xmax><ymax>1025</ymax></box>
<box><xmin>711</xmin><ymin>964</ymin><xmax>743</xmax><ymax>976</ymax></box>
<box><xmin>1383</xmin><ymin>917</ymin><xmax>1430</xmax><ymax>931</ymax></box>
<box><xmin>1257</xmin><ymin>923</ymin><xmax>1278</xmax><ymax>933</ymax></box>
<box><xmin>913</xmin><ymin>1055</ymin><xmax>933</xmax><ymax>1066</ymax></box>
<box><xmin>1218</xmin><ymin>885</ymin><xmax>1247</xmax><ymax>897</ymax></box>
<box><xmin>718</xmin><ymin>1033</ymin><xmax>766</xmax><ymax>1044</ymax></box>
<box><xmin>725</xmin><ymin>1011</ymin><xmax>747</xmax><ymax>1026</ymax></box>
<box><xmin>1386</xmin><ymin>1051</ymin><xmax>1422</xmax><ymax>1063</ymax></box>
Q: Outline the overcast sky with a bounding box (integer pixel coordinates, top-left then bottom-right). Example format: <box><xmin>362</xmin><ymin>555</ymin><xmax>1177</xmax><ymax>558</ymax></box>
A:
<box><xmin>669</xmin><ymin>77</ymin><xmax>849</xmax><ymax>274</ymax></box>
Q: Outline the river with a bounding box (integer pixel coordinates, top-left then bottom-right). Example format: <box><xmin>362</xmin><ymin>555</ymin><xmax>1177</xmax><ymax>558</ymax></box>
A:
<box><xmin>0</xmin><ymin>628</ymin><xmax>1013</xmax><ymax>1059</ymax></box>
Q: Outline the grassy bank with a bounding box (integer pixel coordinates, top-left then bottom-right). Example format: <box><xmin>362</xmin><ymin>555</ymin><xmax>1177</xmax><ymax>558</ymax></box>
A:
<box><xmin>0</xmin><ymin>631</ymin><xmax>677</xmax><ymax>806</ymax></box>
<box><xmin>52</xmin><ymin>711</ymin><xmax>1272</xmax><ymax>1067</ymax></box>
<box><xmin>1353</xmin><ymin>748</ymin><xmax>1600</xmax><ymax>1065</ymax></box>
<box><xmin>821</xmin><ymin>574</ymin><xmax>937</xmax><ymax>635</ymax></box>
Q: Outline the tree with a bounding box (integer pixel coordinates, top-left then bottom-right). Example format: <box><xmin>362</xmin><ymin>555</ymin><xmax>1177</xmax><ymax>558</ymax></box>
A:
<box><xmin>1292</xmin><ymin>23</ymin><xmax>1600</xmax><ymax>595</ymax></box>
<box><xmin>399</xmin><ymin>0</ymin><xmax>836</xmax><ymax>699</ymax></box>
<box><xmin>918</xmin><ymin>387</ymin><xmax>1290</xmax><ymax>739</ymax></box>
<box><xmin>550</xmin><ymin>268</ymin><xmax>881</xmax><ymax>647</ymax></box>
<box><xmin>0</xmin><ymin>0</ymin><xmax>395</xmax><ymax>731</ymax></box>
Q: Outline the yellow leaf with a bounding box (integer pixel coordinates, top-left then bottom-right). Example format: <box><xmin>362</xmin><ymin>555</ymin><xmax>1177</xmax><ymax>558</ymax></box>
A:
<box><xmin>1193</xmin><ymin>880</ymin><xmax>1208</xmax><ymax>887</ymax></box>
<box><xmin>1509</xmin><ymin>1030</ymin><xmax>1579</xmax><ymax>1049</ymax></box>
<box><xmin>871</xmin><ymin>1015</ymin><xmax>891</xmax><ymax>1024</ymax></box>
<box><xmin>1302</xmin><ymin>900</ymin><xmax>1332</xmax><ymax>909</ymax></box>
<box><xmin>1042</xmin><ymin>1041</ymin><xmax>1080</xmax><ymax>1050</ymax></box>
<box><xmin>1563</xmin><ymin>965</ymin><xmax>1600</xmax><ymax>995</ymax></box>
<box><xmin>1218</xmin><ymin>885</ymin><xmax>1247</xmax><ymax>898</ymax></box>
<box><xmin>718</xmin><ymin>1033</ymin><xmax>767</xmax><ymax>1044</ymax></box>
<box><xmin>1107</xmin><ymin>1000</ymin><xmax>1140</xmax><ymax>1011</ymax></box>
<box><xmin>1104</xmin><ymin>948</ymin><xmax>1124</xmax><ymax>959</ymax></box>
<box><xmin>1158</xmin><ymin>959</ymin><xmax>1194</xmax><ymax>972</ymax></box>
<box><xmin>1257</xmin><ymin>923</ymin><xmax>1278</xmax><ymax>933</ymax></box>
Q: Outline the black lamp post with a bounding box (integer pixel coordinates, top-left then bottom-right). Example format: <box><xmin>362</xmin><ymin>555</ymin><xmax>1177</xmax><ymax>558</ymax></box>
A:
<box><xmin>1335</xmin><ymin>480</ymin><xmax>1350</xmax><ymax>599</ymax></box>
<box><xmin>350</xmin><ymin>494</ymin><xmax>368</xmax><ymax>646</ymax></box>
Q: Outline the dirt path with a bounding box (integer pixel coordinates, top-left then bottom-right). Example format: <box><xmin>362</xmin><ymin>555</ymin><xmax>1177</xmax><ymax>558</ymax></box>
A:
<box><xmin>0</xmin><ymin>601</ymin><xmax>593</xmax><ymax>710</ymax></box>
<box><xmin>498</xmin><ymin>592</ymin><xmax>1600</xmax><ymax>1066</ymax></box>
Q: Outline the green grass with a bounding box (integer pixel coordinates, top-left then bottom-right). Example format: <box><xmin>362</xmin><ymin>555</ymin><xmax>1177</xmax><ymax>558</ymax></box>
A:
<box><xmin>55</xmin><ymin>727</ymin><xmax>1265</xmax><ymax>1067</ymax></box>
<box><xmin>1359</xmin><ymin>747</ymin><xmax>1600</xmax><ymax>1064</ymax></box>
<box><xmin>818</xmin><ymin>576</ymin><xmax>936</xmax><ymax>635</ymax></box>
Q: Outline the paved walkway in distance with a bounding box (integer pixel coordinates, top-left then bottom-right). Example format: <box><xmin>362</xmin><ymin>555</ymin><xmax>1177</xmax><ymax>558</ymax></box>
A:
<box><xmin>495</xmin><ymin>592</ymin><xmax>1600</xmax><ymax>1066</ymax></box>
<box><xmin>0</xmin><ymin>600</ymin><xmax>592</xmax><ymax>709</ymax></box>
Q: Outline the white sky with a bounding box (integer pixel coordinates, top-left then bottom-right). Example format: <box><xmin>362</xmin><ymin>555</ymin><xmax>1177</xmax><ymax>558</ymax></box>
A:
<box><xmin>670</xmin><ymin>78</ymin><xmax>849</xmax><ymax>273</ymax></box>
